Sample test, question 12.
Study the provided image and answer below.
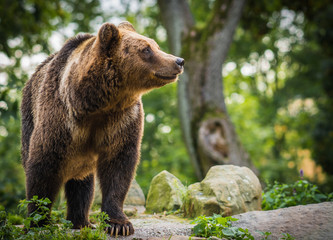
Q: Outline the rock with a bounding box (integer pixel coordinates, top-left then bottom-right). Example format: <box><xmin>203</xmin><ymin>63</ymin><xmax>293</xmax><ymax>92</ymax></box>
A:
<box><xmin>184</xmin><ymin>165</ymin><xmax>262</xmax><ymax>217</ymax></box>
<box><xmin>94</xmin><ymin>179</ymin><xmax>145</xmax><ymax>206</ymax></box>
<box><xmin>124</xmin><ymin>179</ymin><xmax>146</xmax><ymax>206</ymax></box>
<box><xmin>146</xmin><ymin>170</ymin><xmax>186</xmax><ymax>213</ymax></box>
<box><xmin>123</xmin><ymin>206</ymin><xmax>138</xmax><ymax>217</ymax></box>
<box><xmin>232</xmin><ymin>202</ymin><xmax>333</xmax><ymax>240</ymax></box>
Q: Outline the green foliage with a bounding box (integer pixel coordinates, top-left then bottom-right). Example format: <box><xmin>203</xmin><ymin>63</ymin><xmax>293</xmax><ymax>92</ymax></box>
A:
<box><xmin>0</xmin><ymin>197</ymin><xmax>110</xmax><ymax>240</ymax></box>
<box><xmin>225</xmin><ymin>1</ymin><xmax>333</xmax><ymax>189</ymax></box>
<box><xmin>18</xmin><ymin>196</ymin><xmax>53</xmax><ymax>228</ymax></box>
<box><xmin>6</xmin><ymin>213</ymin><xmax>24</xmax><ymax>225</ymax></box>
<box><xmin>191</xmin><ymin>214</ymin><xmax>295</xmax><ymax>240</ymax></box>
<box><xmin>0</xmin><ymin>0</ymin><xmax>102</xmax><ymax>56</ymax></box>
<box><xmin>191</xmin><ymin>214</ymin><xmax>254</xmax><ymax>240</ymax></box>
<box><xmin>262</xmin><ymin>179</ymin><xmax>333</xmax><ymax>210</ymax></box>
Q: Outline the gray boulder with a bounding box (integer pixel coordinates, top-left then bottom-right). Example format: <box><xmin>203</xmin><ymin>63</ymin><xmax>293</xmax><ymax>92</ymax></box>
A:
<box><xmin>233</xmin><ymin>202</ymin><xmax>333</xmax><ymax>240</ymax></box>
<box><xmin>184</xmin><ymin>165</ymin><xmax>262</xmax><ymax>217</ymax></box>
<box><xmin>146</xmin><ymin>170</ymin><xmax>186</xmax><ymax>213</ymax></box>
<box><xmin>124</xmin><ymin>179</ymin><xmax>146</xmax><ymax>206</ymax></box>
<box><xmin>94</xmin><ymin>179</ymin><xmax>145</xmax><ymax>206</ymax></box>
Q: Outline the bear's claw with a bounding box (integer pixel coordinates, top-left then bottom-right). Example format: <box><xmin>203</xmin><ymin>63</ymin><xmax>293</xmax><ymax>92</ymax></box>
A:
<box><xmin>107</xmin><ymin>221</ymin><xmax>133</xmax><ymax>236</ymax></box>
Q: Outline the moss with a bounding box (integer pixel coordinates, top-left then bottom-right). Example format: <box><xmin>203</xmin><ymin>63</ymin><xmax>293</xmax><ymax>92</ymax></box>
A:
<box><xmin>146</xmin><ymin>171</ymin><xmax>186</xmax><ymax>213</ymax></box>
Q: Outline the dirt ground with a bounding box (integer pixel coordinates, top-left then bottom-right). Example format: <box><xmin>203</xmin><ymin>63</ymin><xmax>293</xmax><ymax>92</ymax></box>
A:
<box><xmin>109</xmin><ymin>206</ymin><xmax>193</xmax><ymax>240</ymax></box>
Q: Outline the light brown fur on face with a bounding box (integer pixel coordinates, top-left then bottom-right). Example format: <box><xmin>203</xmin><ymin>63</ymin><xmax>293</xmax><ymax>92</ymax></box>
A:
<box><xmin>118</xmin><ymin>28</ymin><xmax>183</xmax><ymax>92</ymax></box>
<box><xmin>21</xmin><ymin>21</ymin><xmax>184</xmax><ymax>236</ymax></box>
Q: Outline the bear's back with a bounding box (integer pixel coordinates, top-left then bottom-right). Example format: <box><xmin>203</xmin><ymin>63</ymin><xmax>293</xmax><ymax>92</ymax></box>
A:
<box><xmin>31</xmin><ymin>34</ymin><xmax>94</xmax><ymax>92</ymax></box>
<box><xmin>22</xmin><ymin>34</ymin><xmax>95</xmax><ymax>121</ymax></box>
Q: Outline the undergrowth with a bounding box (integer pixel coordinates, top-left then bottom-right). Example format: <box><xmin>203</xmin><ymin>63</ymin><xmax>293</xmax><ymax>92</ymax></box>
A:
<box><xmin>262</xmin><ymin>179</ymin><xmax>333</xmax><ymax>210</ymax></box>
<box><xmin>0</xmin><ymin>196</ymin><xmax>110</xmax><ymax>240</ymax></box>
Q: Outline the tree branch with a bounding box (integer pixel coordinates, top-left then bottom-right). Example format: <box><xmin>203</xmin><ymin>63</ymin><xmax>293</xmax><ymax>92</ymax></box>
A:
<box><xmin>214</xmin><ymin>0</ymin><xmax>246</xmax><ymax>63</ymax></box>
<box><xmin>157</xmin><ymin>0</ymin><xmax>194</xmax><ymax>55</ymax></box>
<box><xmin>203</xmin><ymin>0</ymin><xmax>246</xmax><ymax>112</ymax></box>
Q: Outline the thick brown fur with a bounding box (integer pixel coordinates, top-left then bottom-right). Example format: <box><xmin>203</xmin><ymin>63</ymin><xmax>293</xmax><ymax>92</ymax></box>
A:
<box><xmin>21</xmin><ymin>21</ymin><xmax>184</xmax><ymax>235</ymax></box>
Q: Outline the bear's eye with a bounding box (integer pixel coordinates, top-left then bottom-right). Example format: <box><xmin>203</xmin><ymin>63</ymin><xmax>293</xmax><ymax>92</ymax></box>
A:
<box><xmin>140</xmin><ymin>46</ymin><xmax>154</xmax><ymax>61</ymax></box>
<box><xmin>142</xmin><ymin>47</ymin><xmax>152</xmax><ymax>55</ymax></box>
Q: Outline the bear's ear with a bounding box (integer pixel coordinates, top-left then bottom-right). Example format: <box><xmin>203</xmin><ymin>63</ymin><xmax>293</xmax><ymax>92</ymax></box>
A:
<box><xmin>97</xmin><ymin>23</ymin><xmax>120</xmax><ymax>50</ymax></box>
<box><xmin>118</xmin><ymin>21</ymin><xmax>136</xmax><ymax>32</ymax></box>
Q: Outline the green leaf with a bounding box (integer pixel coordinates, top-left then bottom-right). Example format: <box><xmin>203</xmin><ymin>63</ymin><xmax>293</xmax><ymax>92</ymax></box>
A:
<box><xmin>315</xmin><ymin>194</ymin><xmax>327</xmax><ymax>200</ymax></box>
<box><xmin>32</xmin><ymin>213</ymin><xmax>43</xmax><ymax>223</ymax></box>
<box><xmin>227</xmin><ymin>217</ymin><xmax>239</xmax><ymax>222</ymax></box>
<box><xmin>193</xmin><ymin>222</ymin><xmax>207</xmax><ymax>237</ymax></box>
<box><xmin>222</xmin><ymin>227</ymin><xmax>237</xmax><ymax>236</ymax></box>
<box><xmin>23</xmin><ymin>219</ymin><xmax>30</xmax><ymax>228</ymax></box>
<box><xmin>43</xmin><ymin>198</ymin><xmax>52</xmax><ymax>204</ymax></box>
<box><xmin>216</xmin><ymin>216</ymin><xmax>228</xmax><ymax>226</ymax></box>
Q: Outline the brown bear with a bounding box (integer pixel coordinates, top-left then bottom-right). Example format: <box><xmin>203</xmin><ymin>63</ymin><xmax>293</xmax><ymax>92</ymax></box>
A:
<box><xmin>21</xmin><ymin>21</ymin><xmax>184</xmax><ymax>236</ymax></box>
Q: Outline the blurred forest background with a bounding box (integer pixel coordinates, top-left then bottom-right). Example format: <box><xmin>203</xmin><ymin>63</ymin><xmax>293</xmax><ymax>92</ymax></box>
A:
<box><xmin>1</xmin><ymin>0</ymin><xmax>332</xmax><ymax>212</ymax></box>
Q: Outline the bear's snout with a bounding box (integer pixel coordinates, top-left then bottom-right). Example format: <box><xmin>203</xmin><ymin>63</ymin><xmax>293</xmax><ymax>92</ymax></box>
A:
<box><xmin>176</xmin><ymin>58</ymin><xmax>185</xmax><ymax>68</ymax></box>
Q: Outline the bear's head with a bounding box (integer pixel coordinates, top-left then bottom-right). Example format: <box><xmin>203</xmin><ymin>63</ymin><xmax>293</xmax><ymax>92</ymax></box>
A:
<box><xmin>94</xmin><ymin>22</ymin><xmax>184</xmax><ymax>94</ymax></box>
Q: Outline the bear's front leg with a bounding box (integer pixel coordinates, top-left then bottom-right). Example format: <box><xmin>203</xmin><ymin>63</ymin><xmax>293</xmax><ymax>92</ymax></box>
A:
<box><xmin>97</xmin><ymin>140</ymin><xmax>140</xmax><ymax>236</ymax></box>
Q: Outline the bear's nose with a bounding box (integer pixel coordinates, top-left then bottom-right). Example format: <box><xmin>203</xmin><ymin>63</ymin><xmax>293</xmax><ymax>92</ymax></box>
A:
<box><xmin>176</xmin><ymin>58</ymin><xmax>185</xmax><ymax>67</ymax></box>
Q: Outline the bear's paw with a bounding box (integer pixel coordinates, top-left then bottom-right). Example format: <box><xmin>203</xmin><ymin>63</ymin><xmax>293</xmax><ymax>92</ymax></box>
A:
<box><xmin>106</xmin><ymin>219</ymin><xmax>134</xmax><ymax>236</ymax></box>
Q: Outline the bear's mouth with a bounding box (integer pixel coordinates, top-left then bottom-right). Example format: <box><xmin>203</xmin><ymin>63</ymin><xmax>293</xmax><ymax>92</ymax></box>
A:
<box><xmin>154</xmin><ymin>73</ymin><xmax>178</xmax><ymax>81</ymax></box>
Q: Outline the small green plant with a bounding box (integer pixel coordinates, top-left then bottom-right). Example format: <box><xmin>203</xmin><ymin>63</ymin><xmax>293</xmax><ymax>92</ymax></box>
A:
<box><xmin>262</xmin><ymin>179</ymin><xmax>333</xmax><ymax>210</ymax></box>
<box><xmin>191</xmin><ymin>214</ymin><xmax>254</xmax><ymax>240</ymax></box>
<box><xmin>280</xmin><ymin>233</ymin><xmax>295</xmax><ymax>240</ymax></box>
<box><xmin>0</xmin><ymin>196</ymin><xmax>111</xmax><ymax>240</ymax></box>
<box><xmin>257</xmin><ymin>231</ymin><xmax>272</xmax><ymax>239</ymax></box>
<box><xmin>18</xmin><ymin>196</ymin><xmax>53</xmax><ymax>229</ymax></box>
<box><xmin>191</xmin><ymin>215</ymin><xmax>296</xmax><ymax>240</ymax></box>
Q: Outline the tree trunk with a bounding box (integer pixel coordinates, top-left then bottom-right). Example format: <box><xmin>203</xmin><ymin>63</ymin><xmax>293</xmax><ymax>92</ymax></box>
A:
<box><xmin>158</xmin><ymin>0</ymin><xmax>257</xmax><ymax>179</ymax></box>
